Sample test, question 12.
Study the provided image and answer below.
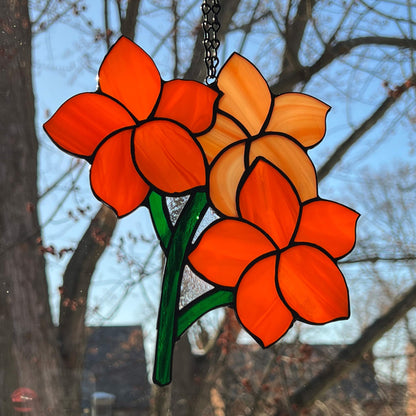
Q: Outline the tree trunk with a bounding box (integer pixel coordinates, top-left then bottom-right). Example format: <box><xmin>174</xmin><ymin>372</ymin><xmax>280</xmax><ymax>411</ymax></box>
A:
<box><xmin>170</xmin><ymin>309</ymin><xmax>241</xmax><ymax>416</ymax></box>
<box><xmin>58</xmin><ymin>205</ymin><xmax>117</xmax><ymax>410</ymax></box>
<box><xmin>0</xmin><ymin>1</ymin><xmax>69</xmax><ymax>414</ymax></box>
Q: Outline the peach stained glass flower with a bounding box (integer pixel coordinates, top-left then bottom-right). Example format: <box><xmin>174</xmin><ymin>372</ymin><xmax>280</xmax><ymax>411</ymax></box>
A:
<box><xmin>189</xmin><ymin>158</ymin><xmax>359</xmax><ymax>347</ymax></box>
<box><xmin>44</xmin><ymin>36</ymin><xmax>218</xmax><ymax>217</ymax></box>
<box><xmin>197</xmin><ymin>53</ymin><xmax>330</xmax><ymax>217</ymax></box>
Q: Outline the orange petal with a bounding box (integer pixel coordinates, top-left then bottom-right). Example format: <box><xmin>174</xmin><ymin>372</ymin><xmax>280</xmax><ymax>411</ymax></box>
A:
<box><xmin>197</xmin><ymin>113</ymin><xmax>247</xmax><ymax>163</ymax></box>
<box><xmin>189</xmin><ymin>219</ymin><xmax>276</xmax><ymax>287</ymax></box>
<box><xmin>239</xmin><ymin>159</ymin><xmax>300</xmax><ymax>248</ymax></box>
<box><xmin>236</xmin><ymin>255</ymin><xmax>294</xmax><ymax>347</ymax></box>
<box><xmin>250</xmin><ymin>134</ymin><xmax>317</xmax><ymax>201</ymax></box>
<box><xmin>267</xmin><ymin>93</ymin><xmax>330</xmax><ymax>148</ymax></box>
<box><xmin>155</xmin><ymin>80</ymin><xmax>218</xmax><ymax>134</ymax></box>
<box><xmin>44</xmin><ymin>93</ymin><xmax>134</xmax><ymax>157</ymax></box>
<box><xmin>90</xmin><ymin>130</ymin><xmax>149</xmax><ymax>217</ymax></box>
<box><xmin>99</xmin><ymin>37</ymin><xmax>161</xmax><ymax>121</ymax></box>
<box><xmin>296</xmin><ymin>200</ymin><xmax>359</xmax><ymax>259</ymax></box>
<box><xmin>209</xmin><ymin>142</ymin><xmax>246</xmax><ymax>216</ymax></box>
<box><xmin>217</xmin><ymin>53</ymin><xmax>271</xmax><ymax>136</ymax></box>
<box><xmin>133</xmin><ymin>120</ymin><xmax>206</xmax><ymax>194</ymax></box>
<box><xmin>278</xmin><ymin>245</ymin><xmax>349</xmax><ymax>324</ymax></box>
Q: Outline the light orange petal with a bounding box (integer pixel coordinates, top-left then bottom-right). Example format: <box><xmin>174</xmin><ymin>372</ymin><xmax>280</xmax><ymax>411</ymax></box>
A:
<box><xmin>250</xmin><ymin>134</ymin><xmax>317</xmax><ymax>201</ymax></box>
<box><xmin>209</xmin><ymin>142</ymin><xmax>246</xmax><ymax>216</ymax></box>
<box><xmin>189</xmin><ymin>219</ymin><xmax>276</xmax><ymax>288</ymax></box>
<box><xmin>133</xmin><ymin>120</ymin><xmax>206</xmax><ymax>194</ymax></box>
<box><xmin>90</xmin><ymin>130</ymin><xmax>149</xmax><ymax>217</ymax></box>
<box><xmin>44</xmin><ymin>93</ymin><xmax>134</xmax><ymax>157</ymax></box>
<box><xmin>267</xmin><ymin>93</ymin><xmax>330</xmax><ymax>148</ymax></box>
<box><xmin>296</xmin><ymin>200</ymin><xmax>359</xmax><ymax>259</ymax></box>
<box><xmin>236</xmin><ymin>255</ymin><xmax>294</xmax><ymax>347</ymax></box>
<box><xmin>98</xmin><ymin>36</ymin><xmax>161</xmax><ymax>121</ymax></box>
<box><xmin>278</xmin><ymin>245</ymin><xmax>349</xmax><ymax>323</ymax></box>
<box><xmin>218</xmin><ymin>53</ymin><xmax>271</xmax><ymax>136</ymax></box>
<box><xmin>155</xmin><ymin>80</ymin><xmax>218</xmax><ymax>134</ymax></box>
<box><xmin>239</xmin><ymin>159</ymin><xmax>299</xmax><ymax>248</ymax></box>
<box><xmin>197</xmin><ymin>113</ymin><xmax>247</xmax><ymax>163</ymax></box>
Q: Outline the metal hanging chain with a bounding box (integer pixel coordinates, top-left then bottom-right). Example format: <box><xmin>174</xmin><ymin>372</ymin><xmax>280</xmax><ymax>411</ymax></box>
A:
<box><xmin>202</xmin><ymin>0</ymin><xmax>221</xmax><ymax>83</ymax></box>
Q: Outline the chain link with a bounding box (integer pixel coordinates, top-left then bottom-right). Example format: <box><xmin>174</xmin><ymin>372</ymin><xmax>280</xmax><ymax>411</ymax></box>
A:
<box><xmin>202</xmin><ymin>0</ymin><xmax>221</xmax><ymax>83</ymax></box>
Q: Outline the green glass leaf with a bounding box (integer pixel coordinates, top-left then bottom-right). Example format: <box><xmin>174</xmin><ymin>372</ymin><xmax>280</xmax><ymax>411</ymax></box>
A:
<box><xmin>176</xmin><ymin>289</ymin><xmax>234</xmax><ymax>338</ymax></box>
<box><xmin>148</xmin><ymin>191</ymin><xmax>172</xmax><ymax>250</ymax></box>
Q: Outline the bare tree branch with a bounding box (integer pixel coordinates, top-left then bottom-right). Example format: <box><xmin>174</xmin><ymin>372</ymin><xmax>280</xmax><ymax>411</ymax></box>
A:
<box><xmin>318</xmin><ymin>77</ymin><xmax>415</xmax><ymax>182</ymax></box>
<box><xmin>104</xmin><ymin>0</ymin><xmax>111</xmax><ymax>48</ymax></box>
<box><xmin>31</xmin><ymin>0</ymin><xmax>53</xmax><ymax>26</ymax></box>
<box><xmin>279</xmin><ymin>0</ymin><xmax>317</xmax><ymax>84</ymax></box>
<box><xmin>357</xmin><ymin>0</ymin><xmax>416</xmax><ymax>25</ymax></box>
<box><xmin>38</xmin><ymin>160</ymin><xmax>83</xmax><ymax>200</ymax></box>
<box><xmin>340</xmin><ymin>255</ymin><xmax>416</xmax><ymax>264</ymax></box>
<box><xmin>172</xmin><ymin>0</ymin><xmax>180</xmax><ymax>78</ymax></box>
<box><xmin>282</xmin><ymin>280</ymin><xmax>416</xmax><ymax>413</ymax></box>
<box><xmin>273</xmin><ymin>37</ymin><xmax>416</xmax><ymax>93</ymax></box>
<box><xmin>121</xmin><ymin>0</ymin><xmax>141</xmax><ymax>39</ymax></box>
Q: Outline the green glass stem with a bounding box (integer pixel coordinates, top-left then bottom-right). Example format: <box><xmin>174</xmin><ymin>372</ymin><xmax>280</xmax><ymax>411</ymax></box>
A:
<box><xmin>152</xmin><ymin>191</ymin><xmax>208</xmax><ymax>386</ymax></box>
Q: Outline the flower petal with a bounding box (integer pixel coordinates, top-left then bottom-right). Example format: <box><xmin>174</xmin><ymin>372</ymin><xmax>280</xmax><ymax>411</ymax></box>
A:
<box><xmin>217</xmin><ymin>53</ymin><xmax>271</xmax><ymax>136</ymax></box>
<box><xmin>98</xmin><ymin>36</ymin><xmax>161</xmax><ymax>121</ymax></box>
<box><xmin>189</xmin><ymin>219</ymin><xmax>276</xmax><ymax>288</ymax></box>
<box><xmin>238</xmin><ymin>159</ymin><xmax>300</xmax><ymax>248</ymax></box>
<box><xmin>250</xmin><ymin>134</ymin><xmax>317</xmax><ymax>201</ymax></box>
<box><xmin>133</xmin><ymin>120</ymin><xmax>206</xmax><ymax>193</ymax></box>
<box><xmin>267</xmin><ymin>93</ymin><xmax>330</xmax><ymax>148</ymax></box>
<box><xmin>278</xmin><ymin>245</ymin><xmax>349</xmax><ymax>324</ymax></box>
<box><xmin>44</xmin><ymin>93</ymin><xmax>134</xmax><ymax>157</ymax></box>
<box><xmin>236</xmin><ymin>255</ymin><xmax>294</xmax><ymax>347</ymax></box>
<box><xmin>155</xmin><ymin>80</ymin><xmax>218</xmax><ymax>134</ymax></box>
<box><xmin>90</xmin><ymin>130</ymin><xmax>149</xmax><ymax>217</ymax></box>
<box><xmin>197</xmin><ymin>113</ymin><xmax>246</xmax><ymax>163</ymax></box>
<box><xmin>209</xmin><ymin>142</ymin><xmax>246</xmax><ymax>216</ymax></box>
<box><xmin>296</xmin><ymin>200</ymin><xmax>359</xmax><ymax>259</ymax></box>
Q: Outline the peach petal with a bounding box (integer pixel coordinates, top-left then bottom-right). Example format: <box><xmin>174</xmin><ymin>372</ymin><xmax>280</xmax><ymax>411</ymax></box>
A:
<box><xmin>267</xmin><ymin>93</ymin><xmax>330</xmax><ymax>148</ymax></box>
<box><xmin>218</xmin><ymin>53</ymin><xmax>271</xmax><ymax>136</ymax></box>
<box><xmin>197</xmin><ymin>113</ymin><xmax>246</xmax><ymax>163</ymax></box>
<box><xmin>209</xmin><ymin>142</ymin><xmax>246</xmax><ymax>216</ymax></box>
<box><xmin>250</xmin><ymin>134</ymin><xmax>317</xmax><ymax>201</ymax></box>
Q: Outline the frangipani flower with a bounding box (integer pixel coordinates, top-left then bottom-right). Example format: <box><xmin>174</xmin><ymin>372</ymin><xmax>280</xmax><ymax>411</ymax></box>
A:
<box><xmin>197</xmin><ymin>53</ymin><xmax>330</xmax><ymax>217</ymax></box>
<box><xmin>44</xmin><ymin>36</ymin><xmax>218</xmax><ymax>217</ymax></box>
<box><xmin>189</xmin><ymin>158</ymin><xmax>359</xmax><ymax>347</ymax></box>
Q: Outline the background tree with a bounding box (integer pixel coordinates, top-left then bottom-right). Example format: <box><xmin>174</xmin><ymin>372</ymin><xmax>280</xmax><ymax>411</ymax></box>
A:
<box><xmin>1</xmin><ymin>0</ymin><xmax>416</xmax><ymax>415</ymax></box>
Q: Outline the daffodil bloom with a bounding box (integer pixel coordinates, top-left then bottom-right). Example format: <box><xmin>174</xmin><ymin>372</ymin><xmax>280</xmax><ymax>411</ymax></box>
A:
<box><xmin>189</xmin><ymin>158</ymin><xmax>359</xmax><ymax>347</ymax></box>
<box><xmin>197</xmin><ymin>53</ymin><xmax>330</xmax><ymax>217</ymax></box>
<box><xmin>44</xmin><ymin>36</ymin><xmax>218</xmax><ymax>217</ymax></box>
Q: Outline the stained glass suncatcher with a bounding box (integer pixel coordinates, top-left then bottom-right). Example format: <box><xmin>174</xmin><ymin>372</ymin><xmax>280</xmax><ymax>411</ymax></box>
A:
<box><xmin>44</xmin><ymin>36</ymin><xmax>359</xmax><ymax>385</ymax></box>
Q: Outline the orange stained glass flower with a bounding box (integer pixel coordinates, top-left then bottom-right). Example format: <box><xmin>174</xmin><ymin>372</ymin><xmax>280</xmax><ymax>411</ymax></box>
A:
<box><xmin>189</xmin><ymin>158</ymin><xmax>359</xmax><ymax>347</ymax></box>
<box><xmin>197</xmin><ymin>53</ymin><xmax>330</xmax><ymax>217</ymax></box>
<box><xmin>44</xmin><ymin>36</ymin><xmax>218</xmax><ymax>217</ymax></box>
